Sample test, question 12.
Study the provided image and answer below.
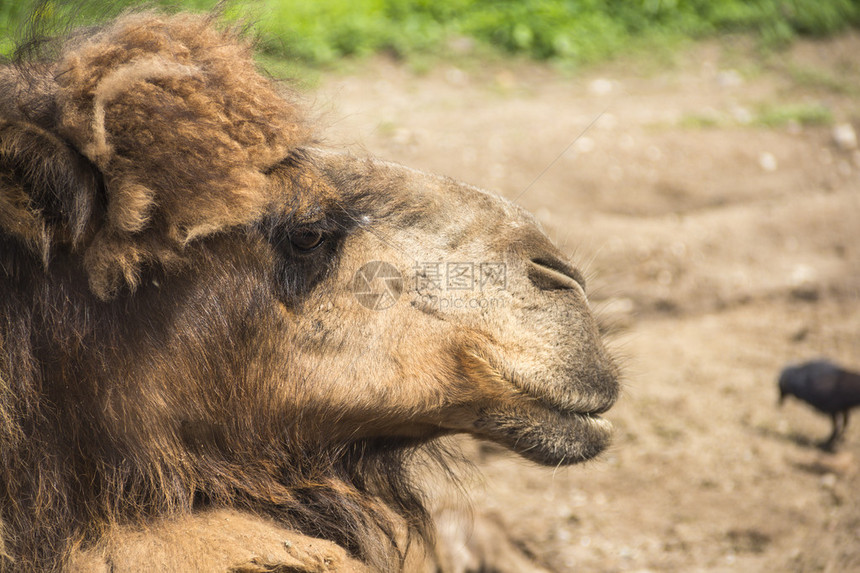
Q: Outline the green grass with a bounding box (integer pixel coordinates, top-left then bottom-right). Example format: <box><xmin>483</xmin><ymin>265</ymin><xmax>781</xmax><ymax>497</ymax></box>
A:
<box><xmin>678</xmin><ymin>102</ymin><xmax>834</xmax><ymax>130</ymax></box>
<box><xmin>3</xmin><ymin>0</ymin><xmax>860</xmax><ymax>66</ymax></box>
<box><xmin>679</xmin><ymin>112</ymin><xmax>724</xmax><ymax>129</ymax></box>
<box><xmin>251</xmin><ymin>0</ymin><xmax>860</xmax><ymax>66</ymax></box>
<box><xmin>754</xmin><ymin>102</ymin><xmax>834</xmax><ymax>127</ymax></box>
<box><xmin>785</xmin><ymin>65</ymin><xmax>860</xmax><ymax>96</ymax></box>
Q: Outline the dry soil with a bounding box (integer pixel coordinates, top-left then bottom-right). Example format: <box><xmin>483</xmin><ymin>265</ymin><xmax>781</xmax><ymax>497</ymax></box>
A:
<box><xmin>310</xmin><ymin>33</ymin><xmax>860</xmax><ymax>572</ymax></box>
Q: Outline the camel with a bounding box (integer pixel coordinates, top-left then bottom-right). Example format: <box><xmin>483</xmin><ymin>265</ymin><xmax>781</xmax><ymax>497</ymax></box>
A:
<box><xmin>0</xmin><ymin>10</ymin><xmax>619</xmax><ymax>572</ymax></box>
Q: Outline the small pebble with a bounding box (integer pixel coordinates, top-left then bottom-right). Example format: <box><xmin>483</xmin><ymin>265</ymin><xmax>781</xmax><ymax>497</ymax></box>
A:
<box><xmin>759</xmin><ymin>152</ymin><xmax>778</xmax><ymax>172</ymax></box>
<box><xmin>820</xmin><ymin>473</ymin><xmax>837</xmax><ymax>488</ymax></box>
<box><xmin>731</xmin><ymin>106</ymin><xmax>752</xmax><ymax>124</ymax></box>
<box><xmin>832</xmin><ymin>123</ymin><xmax>857</xmax><ymax>151</ymax></box>
<box><xmin>574</xmin><ymin>136</ymin><xmax>595</xmax><ymax>153</ymax></box>
<box><xmin>588</xmin><ymin>78</ymin><xmax>614</xmax><ymax>96</ymax></box>
<box><xmin>445</xmin><ymin>68</ymin><xmax>467</xmax><ymax>86</ymax></box>
<box><xmin>646</xmin><ymin>146</ymin><xmax>662</xmax><ymax>162</ymax></box>
<box><xmin>717</xmin><ymin>69</ymin><xmax>743</xmax><ymax>88</ymax></box>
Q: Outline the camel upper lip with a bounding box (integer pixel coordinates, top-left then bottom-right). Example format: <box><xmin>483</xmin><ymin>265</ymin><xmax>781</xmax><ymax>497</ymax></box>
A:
<box><xmin>531</xmin><ymin>391</ymin><xmax>613</xmax><ymax>419</ymax></box>
<box><xmin>502</xmin><ymin>366</ymin><xmax>614</xmax><ymax>417</ymax></box>
<box><xmin>465</xmin><ymin>351</ymin><xmax>616</xmax><ymax>417</ymax></box>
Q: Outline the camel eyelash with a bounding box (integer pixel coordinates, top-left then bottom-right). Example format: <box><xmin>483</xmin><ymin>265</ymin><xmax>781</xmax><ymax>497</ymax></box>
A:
<box><xmin>288</xmin><ymin>227</ymin><xmax>326</xmax><ymax>253</ymax></box>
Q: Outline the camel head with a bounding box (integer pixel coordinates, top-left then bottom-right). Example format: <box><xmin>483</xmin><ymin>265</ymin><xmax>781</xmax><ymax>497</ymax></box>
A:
<box><xmin>0</xmin><ymin>11</ymin><xmax>618</xmax><ymax>469</ymax></box>
<box><xmin>0</xmin><ymin>10</ymin><xmax>619</xmax><ymax>568</ymax></box>
<box><xmin>277</xmin><ymin>151</ymin><xmax>620</xmax><ymax>465</ymax></box>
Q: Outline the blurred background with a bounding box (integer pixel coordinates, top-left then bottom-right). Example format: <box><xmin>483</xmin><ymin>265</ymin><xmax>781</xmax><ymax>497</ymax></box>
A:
<box><xmin>4</xmin><ymin>1</ymin><xmax>860</xmax><ymax>68</ymax></box>
<box><xmin>3</xmin><ymin>1</ymin><xmax>859</xmax><ymax>571</ymax></box>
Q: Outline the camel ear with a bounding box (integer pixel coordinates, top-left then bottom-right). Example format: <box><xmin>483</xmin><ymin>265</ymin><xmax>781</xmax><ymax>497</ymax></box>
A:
<box><xmin>0</xmin><ymin>119</ymin><xmax>101</xmax><ymax>264</ymax></box>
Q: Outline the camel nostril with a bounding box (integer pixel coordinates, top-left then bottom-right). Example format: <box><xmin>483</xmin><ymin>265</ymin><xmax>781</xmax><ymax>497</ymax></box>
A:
<box><xmin>528</xmin><ymin>257</ymin><xmax>586</xmax><ymax>292</ymax></box>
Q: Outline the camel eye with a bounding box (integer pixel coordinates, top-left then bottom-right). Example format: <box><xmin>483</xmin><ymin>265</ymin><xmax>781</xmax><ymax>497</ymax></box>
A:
<box><xmin>289</xmin><ymin>228</ymin><xmax>325</xmax><ymax>253</ymax></box>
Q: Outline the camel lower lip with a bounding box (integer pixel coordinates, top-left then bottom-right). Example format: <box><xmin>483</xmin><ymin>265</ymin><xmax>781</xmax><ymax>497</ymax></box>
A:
<box><xmin>456</xmin><ymin>350</ymin><xmax>616</xmax><ymax>464</ymax></box>
<box><xmin>474</xmin><ymin>405</ymin><xmax>613</xmax><ymax>466</ymax></box>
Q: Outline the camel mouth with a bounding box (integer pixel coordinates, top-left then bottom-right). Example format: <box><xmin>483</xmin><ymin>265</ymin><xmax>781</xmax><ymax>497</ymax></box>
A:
<box><xmin>458</xmin><ymin>351</ymin><xmax>615</xmax><ymax>465</ymax></box>
<box><xmin>473</xmin><ymin>404</ymin><xmax>613</xmax><ymax>466</ymax></box>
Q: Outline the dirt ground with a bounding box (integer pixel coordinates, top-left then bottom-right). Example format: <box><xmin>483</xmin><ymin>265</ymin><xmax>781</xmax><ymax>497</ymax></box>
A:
<box><xmin>309</xmin><ymin>33</ymin><xmax>860</xmax><ymax>572</ymax></box>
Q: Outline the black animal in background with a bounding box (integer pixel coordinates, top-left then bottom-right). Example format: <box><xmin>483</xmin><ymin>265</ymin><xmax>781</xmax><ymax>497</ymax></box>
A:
<box><xmin>778</xmin><ymin>360</ymin><xmax>860</xmax><ymax>450</ymax></box>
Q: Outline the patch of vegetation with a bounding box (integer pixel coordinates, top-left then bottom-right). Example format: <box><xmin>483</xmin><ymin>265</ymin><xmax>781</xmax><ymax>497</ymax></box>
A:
<box><xmin>679</xmin><ymin>112</ymin><xmax>724</xmax><ymax>129</ymax></box>
<box><xmin>250</xmin><ymin>0</ymin><xmax>860</xmax><ymax>65</ymax></box>
<box><xmin>0</xmin><ymin>1</ymin><xmax>217</xmax><ymax>55</ymax></box>
<box><xmin>754</xmin><ymin>103</ymin><xmax>833</xmax><ymax>127</ymax></box>
<box><xmin>785</xmin><ymin>65</ymin><xmax>860</xmax><ymax>96</ymax></box>
<box><xmin>679</xmin><ymin>102</ymin><xmax>834</xmax><ymax>130</ymax></box>
<box><xmin>2</xmin><ymin>0</ymin><xmax>860</xmax><ymax>66</ymax></box>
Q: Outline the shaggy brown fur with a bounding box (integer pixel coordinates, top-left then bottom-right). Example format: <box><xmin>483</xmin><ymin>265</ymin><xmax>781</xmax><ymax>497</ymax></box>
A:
<box><xmin>3</xmin><ymin>10</ymin><xmax>320</xmax><ymax>298</ymax></box>
<box><xmin>0</xmin><ymin>8</ymin><xmax>619</xmax><ymax>573</ymax></box>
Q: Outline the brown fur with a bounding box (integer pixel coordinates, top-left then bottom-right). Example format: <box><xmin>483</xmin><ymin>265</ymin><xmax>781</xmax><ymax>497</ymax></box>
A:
<box><xmin>66</xmin><ymin>508</ymin><xmax>372</xmax><ymax>573</ymax></box>
<box><xmin>0</xmin><ymin>9</ymin><xmax>619</xmax><ymax>572</ymax></box>
<box><xmin>4</xmin><ymin>10</ymin><xmax>319</xmax><ymax>298</ymax></box>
